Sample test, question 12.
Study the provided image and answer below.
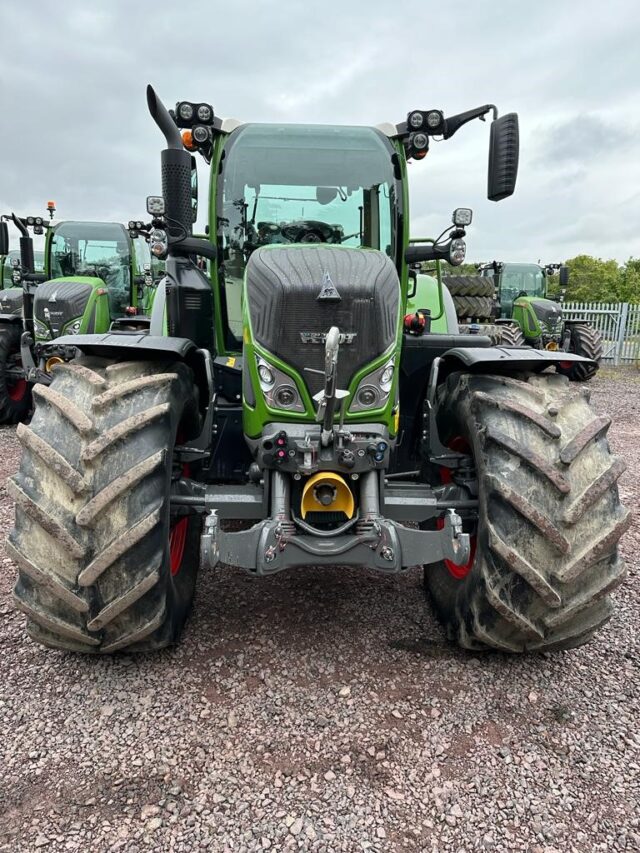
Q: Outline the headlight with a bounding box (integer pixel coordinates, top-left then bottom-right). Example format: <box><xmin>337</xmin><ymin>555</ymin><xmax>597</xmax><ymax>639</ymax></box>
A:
<box><xmin>34</xmin><ymin>320</ymin><xmax>49</xmax><ymax>338</ymax></box>
<box><xmin>411</xmin><ymin>132</ymin><xmax>428</xmax><ymax>151</ymax></box>
<box><xmin>273</xmin><ymin>385</ymin><xmax>299</xmax><ymax>409</ymax></box>
<box><xmin>256</xmin><ymin>358</ymin><xmax>275</xmax><ymax>390</ymax></box>
<box><xmin>449</xmin><ymin>238</ymin><xmax>466</xmax><ymax>266</ymax></box>
<box><xmin>408</xmin><ymin>110</ymin><xmax>424</xmax><ymax>129</ymax></box>
<box><xmin>349</xmin><ymin>355</ymin><xmax>395</xmax><ymax>413</ymax></box>
<box><xmin>255</xmin><ymin>354</ymin><xmax>305</xmax><ymax>412</ymax></box>
<box><xmin>380</xmin><ymin>364</ymin><xmax>394</xmax><ymax>389</ymax></box>
<box><xmin>66</xmin><ymin>319</ymin><xmax>82</xmax><ymax>335</ymax></box>
<box><xmin>177</xmin><ymin>102</ymin><xmax>194</xmax><ymax>122</ymax></box>
<box><xmin>192</xmin><ymin>125</ymin><xmax>211</xmax><ymax>145</ymax></box>
<box><xmin>196</xmin><ymin>104</ymin><xmax>213</xmax><ymax>122</ymax></box>
<box><xmin>150</xmin><ymin>229</ymin><xmax>168</xmax><ymax>258</ymax></box>
<box><xmin>426</xmin><ymin>110</ymin><xmax>443</xmax><ymax>129</ymax></box>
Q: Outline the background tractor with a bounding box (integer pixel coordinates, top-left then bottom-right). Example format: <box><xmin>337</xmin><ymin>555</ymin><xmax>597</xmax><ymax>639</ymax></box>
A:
<box><xmin>481</xmin><ymin>261</ymin><xmax>604</xmax><ymax>380</ymax></box>
<box><xmin>6</xmin><ymin>90</ymin><xmax>628</xmax><ymax>655</ymax></box>
<box><xmin>0</xmin><ymin>214</ymin><xmax>154</xmax><ymax>423</ymax></box>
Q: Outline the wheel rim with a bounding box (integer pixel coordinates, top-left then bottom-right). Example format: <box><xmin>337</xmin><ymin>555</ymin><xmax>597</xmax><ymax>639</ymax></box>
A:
<box><xmin>169</xmin><ymin>517</ymin><xmax>189</xmax><ymax>576</ymax></box>
<box><xmin>8</xmin><ymin>377</ymin><xmax>27</xmax><ymax>401</ymax></box>
<box><xmin>438</xmin><ymin>436</ymin><xmax>477</xmax><ymax>579</ymax></box>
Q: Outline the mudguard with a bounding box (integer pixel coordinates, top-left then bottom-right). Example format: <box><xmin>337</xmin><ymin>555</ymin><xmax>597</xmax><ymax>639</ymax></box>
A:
<box><xmin>441</xmin><ymin>345</ymin><xmax>593</xmax><ymax>372</ymax></box>
<box><xmin>48</xmin><ymin>332</ymin><xmax>197</xmax><ymax>361</ymax></box>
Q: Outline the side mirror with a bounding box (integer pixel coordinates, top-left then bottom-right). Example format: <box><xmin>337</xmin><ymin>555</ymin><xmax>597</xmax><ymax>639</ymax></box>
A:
<box><xmin>190</xmin><ymin>156</ymin><xmax>198</xmax><ymax>223</ymax></box>
<box><xmin>487</xmin><ymin>113</ymin><xmax>519</xmax><ymax>201</ymax></box>
<box><xmin>559</xmin><ymin>265</ymin><xmax>570</xmax><ymax>287</ymax></box>
<box><xmin>0</xmin><ymin>222</ymin><xmax>9</xmax><ymax>255</ymax></box>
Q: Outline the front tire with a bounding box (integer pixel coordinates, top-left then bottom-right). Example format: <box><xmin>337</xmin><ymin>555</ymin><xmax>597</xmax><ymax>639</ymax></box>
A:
<box><xmin>494</xmin><ymin>323</ymin><xmax>526</xmax><ymax>347</ymax></box>
<box><xmin>424</xmin><ymin>371</ymin><xmax>629</xmax><ymax>652</ymax></box>
<box><xmin>7</xmin><ymin>357</ymin><xmax>201</xmax><ymax>652</ymax></box>
<box><xmin>559</xmin><ymin>324</ymin><xmax>603</xmax><ymax>381</ymax></box>
<box><xmin>0</xmin><ymin>324</ymin><xmax>31</xmax><ymax>424</ymax></box>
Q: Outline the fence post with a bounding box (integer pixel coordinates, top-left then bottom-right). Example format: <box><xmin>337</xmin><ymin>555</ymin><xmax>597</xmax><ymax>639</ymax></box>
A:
<box><xmin>614</xmin><ymin>303</ymin><xmax>629</xmax><ymax>366</ymax></box>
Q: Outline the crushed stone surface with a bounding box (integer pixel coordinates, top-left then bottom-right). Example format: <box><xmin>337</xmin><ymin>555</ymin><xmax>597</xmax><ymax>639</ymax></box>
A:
<box><xmin>0</xmin><ymin>370</ymin><xmax>638</xmax><ymax>852</ymax></box>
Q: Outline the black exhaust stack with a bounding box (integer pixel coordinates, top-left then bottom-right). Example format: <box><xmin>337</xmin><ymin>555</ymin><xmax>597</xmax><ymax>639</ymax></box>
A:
<box><xmin>147</xmin><ymin>85</ymin><xmax>193</xmax><ymax>240</ymax></box>
<box><xmin>146</xmin><ymin>85</ymin><xmax>215</xmax><ymax>353</ymax></box>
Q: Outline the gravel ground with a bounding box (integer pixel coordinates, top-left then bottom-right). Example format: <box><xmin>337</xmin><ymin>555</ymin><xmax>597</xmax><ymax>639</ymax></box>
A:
<box><xmin>0</xmin><ymin>370</ymin><xmax>638</xmax><ymax>853</ymax></box>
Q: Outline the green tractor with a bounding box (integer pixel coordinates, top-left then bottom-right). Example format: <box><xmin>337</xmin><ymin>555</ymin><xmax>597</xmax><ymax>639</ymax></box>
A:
<box><xmin>480</xmin><ymin>261</ymin><xmax>604</xmax><ymax>381</ymax></box>
<box><xmin>6</xmin><ymin>91</ymin><xmax>628</xmax><ymax>655</ymax></box>
<box><xmin>0</xmin><ymin>215</ymin><xmax>154</xmax><ymax>424</ymax></box>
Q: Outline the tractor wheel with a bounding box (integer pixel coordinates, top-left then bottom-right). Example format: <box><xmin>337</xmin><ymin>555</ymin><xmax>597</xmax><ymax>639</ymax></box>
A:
<box><xmin>443</xmin><ymin>276</ymin><xmax>495</xmax><ymax>298</ymax></box>
<box><xmin>495</xmin><ymin>323</ymin><xmax>526</xmax><ymax>347</ymax></box>
<box><xmin>0</xmin><ymin>324</ymin><xmax>31</xmax><ymax>424</ymax></box>
<box><xmin>423</xmin><ymin>371</ymin><xmax>629</xmax><ymax>652</ymax></box>
<box><xmin>558</xmin><ymin>324</ymin><xmax>603</xmax><ymax>382</ymax></box>
<box><xmin>452</xmin><ymin>295</ymin><xmax>494</xmax><ymax>321</ymax></box>
<box><xmin>6</xmin><ymin>357</ymin><xmax>202</xmax><ymax>653</ymax></box>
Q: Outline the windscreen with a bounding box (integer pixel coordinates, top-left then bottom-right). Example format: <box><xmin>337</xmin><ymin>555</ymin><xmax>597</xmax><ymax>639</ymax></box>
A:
<box><xmin>218</xmin><ymin>123</ymin><xmax>399</xmax><ymax>341</ymax></box>
<box><xmin>49</xmin><ymin>222</ymin><xmax>132</xmax><ymax>317</ymax></box>
<box><xmin>490</xmin><ymin>263</ymin><xmax>545</xmax><ymax>316</ymax></box>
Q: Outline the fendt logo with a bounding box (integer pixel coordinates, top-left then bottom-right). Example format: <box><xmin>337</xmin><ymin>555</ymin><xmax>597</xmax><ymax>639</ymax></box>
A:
<box><xmin>300</xmin><ymin>332</ymin><xmax>357</xmax><ymax>344</ymax></box>
<box><xmin>316</xmin><ymin>271</ymin><xmax>341</xmax><ymax>302</ymax></box>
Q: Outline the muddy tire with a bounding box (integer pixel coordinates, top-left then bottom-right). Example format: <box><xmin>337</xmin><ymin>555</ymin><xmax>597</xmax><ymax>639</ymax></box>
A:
<box><xmin>0</xmin><ymin>324</ymin><xmax>31</xmax><ymax>425</ymax></box>
<box><xmin>443</xmin><ymin>276</ymin><xmax>495</xmax><ymax>298</ymax></box>
<box><xmin>559</xmin><ymin>324</ymin><xmax>603</xmax><ymax>382</ymax></box>
<box><xmin>452</xmin><ymin>295</ymin><xmax>495</xmax><ymax>321</ymax></box>
<box><xmin>495</xmin><ymin>323</ymin><xmax>526</xmax><ymax>347</ymax></box>
<box><xmin>424</xmin><ymin>371</ymin><xmax>629</xmax><ymax>652</ymax></box>
<box><xmin>7</xmin><ymin>357</ymin><xmax>201</xmax><ymax>653</ymax></box>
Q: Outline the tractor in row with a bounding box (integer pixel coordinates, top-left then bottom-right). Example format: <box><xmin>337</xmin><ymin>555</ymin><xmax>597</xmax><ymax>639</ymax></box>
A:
<box><xmin>5</xmin><ymin>92</ymin><xmax>627</xmax><ymax>654</ymax></box>
<box><xmin>0</xmin><ymin>214</ymin><xmax>155</xmax><ymax>423</ymax></box>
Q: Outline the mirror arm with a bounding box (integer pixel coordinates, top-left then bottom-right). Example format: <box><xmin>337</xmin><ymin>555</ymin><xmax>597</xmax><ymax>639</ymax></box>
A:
<box><xmin>443</xmin><ymin>104</ymin><xmax>498</xmax><ymax>139</ymax></box>
<box><xmin>405</xmin><ymin>240</ymin><xmax>452</xmax><ymax>265</ymax></box>
<box><xmin>168</xmin><ymin>234</ymin><xmax>217</xmax><ymax>261</ymax></box>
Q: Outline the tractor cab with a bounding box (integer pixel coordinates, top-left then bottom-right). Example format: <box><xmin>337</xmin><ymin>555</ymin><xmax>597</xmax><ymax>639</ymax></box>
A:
<box><xmin>31</xmin><ymin>220</ymin><xmax>154</xmax><ymax>343</ymax></box>
<box><xmin>481</xmin><ymin>261</ymin><xmax>546</xmax><ymax>317</ymax></box>
<box><xmin>218</xmin><ymin>123</ymin><xmax>398</xmax><ymax>342</ymax></box>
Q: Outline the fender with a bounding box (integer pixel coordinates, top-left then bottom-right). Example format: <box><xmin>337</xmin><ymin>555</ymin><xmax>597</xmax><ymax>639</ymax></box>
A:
<box><xmin>440</xmin><ymin>345</ymin><xmax>592</xmax><ymax>374</ymax></box>
<box><xmin>43</xmin><ymin>332</ymin><xmax>211</xmax><ymax>414</ymax></box>
<box><xmin>0</xmin><ymin>314</ymin><xmax>23</xmax><ymax>324</ymax></box>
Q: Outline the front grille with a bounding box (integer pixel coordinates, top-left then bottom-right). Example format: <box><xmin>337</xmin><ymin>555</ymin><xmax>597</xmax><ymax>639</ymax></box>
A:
<box><xmin>34</xmin><ymin>280</ymin><xmax>93</xmax><ymax>336</ymax></box>
<box><xmin>246</xmin><ymin>246</ymin><xmax>399</xmax><ymax>397</ymax></box>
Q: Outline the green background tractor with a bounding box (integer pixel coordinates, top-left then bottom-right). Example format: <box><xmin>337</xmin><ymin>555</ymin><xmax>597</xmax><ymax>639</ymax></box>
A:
<box><xmin>481</xmin><ymin>261</ymin><xmax>604</xmax><ymax>380</ymax></box>
<box><xmin>0</xmin><ymin>215</ymin><xmax>154</xmax><ymax>423</ymax></box>
<box><xmin>6</xmin><ymin>90</ymin><xmax>628</xmax><ymax>656</ymax></box>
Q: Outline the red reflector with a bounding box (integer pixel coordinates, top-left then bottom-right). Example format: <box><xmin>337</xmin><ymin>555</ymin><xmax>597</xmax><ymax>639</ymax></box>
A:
<box><xmin>559</xmin><ymin>361</ymin><xmax>573</xmax><ymax>369</ymax></box>
<box><xmin>125</xmin><ymin>306</ymin><xmax>137</xmax><ymax>315</ymax></box>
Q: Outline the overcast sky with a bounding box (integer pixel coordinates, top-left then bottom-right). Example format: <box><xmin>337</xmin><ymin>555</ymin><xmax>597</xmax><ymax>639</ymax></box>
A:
<box><xmin>1</xmin><ymin>0</ymin><xmax>639</xmax><ymax>263</ymax></box>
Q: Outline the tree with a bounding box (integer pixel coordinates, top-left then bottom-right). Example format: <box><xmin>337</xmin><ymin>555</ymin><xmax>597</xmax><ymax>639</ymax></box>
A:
<box><xmin>619</xmin><ymin>258</ymin><xmax>640</xmax><ymax>304</ymax></box>
<box><xmin>562</xmin><ymin>256</ymin><xmax>622</xmax><ymax>303</ymax></box>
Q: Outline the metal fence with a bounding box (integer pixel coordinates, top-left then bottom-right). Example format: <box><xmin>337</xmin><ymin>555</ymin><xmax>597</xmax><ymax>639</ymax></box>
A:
<box><xmin>562</xmin><ymin>302</ymin><xmax>640</xmax><ymax>365</ymax></box>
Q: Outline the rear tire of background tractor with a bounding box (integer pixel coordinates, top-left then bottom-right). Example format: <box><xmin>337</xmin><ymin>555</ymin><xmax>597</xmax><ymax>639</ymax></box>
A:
<box><xmin>558</xmin><ymin>324</ymin><xmax>603</xmax><ymax>382</ymax></box>
<box><xmin>443</xmin><ymin>276</ymin><xmax>495</xmax><ymax>298</ymax></box>
<box><xmin>424</xmin><ymin>371</ymin><xmax>629</xmax><ymax>652</ymax></box>
<box><xmin>452</xmin><ymin>295</ymin><xmax>495</xmax><ymax>321</ymax></box>
<box><xmin>7</xmin><ymin>357</ymin><xmax>201</xmax><ymax>653</ymax></box>
<box><xmin>0</xmin><ymin>325</ymin><xmax>32</xmax><ymax>425</ymax></box>
<box><xmin>494</xmin><ymin>323</ymin><xmax>526</xmax><ymax>347</ymax></box>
